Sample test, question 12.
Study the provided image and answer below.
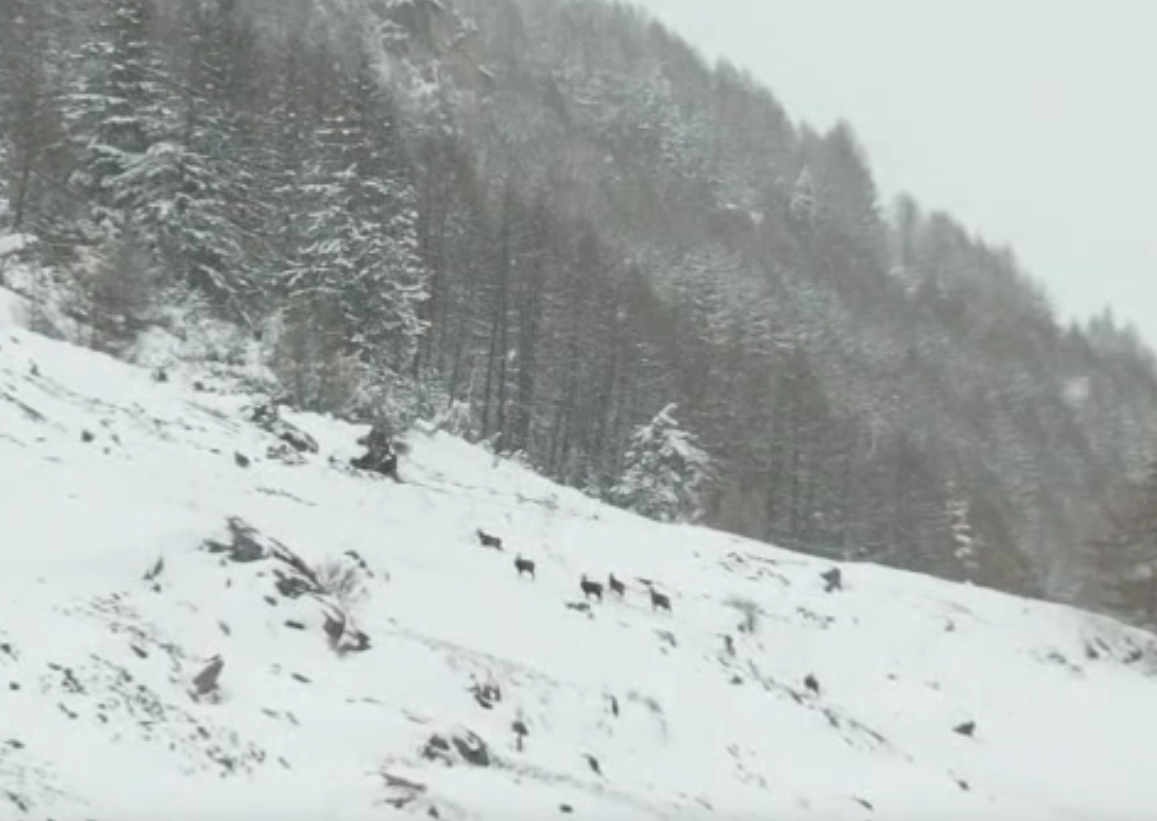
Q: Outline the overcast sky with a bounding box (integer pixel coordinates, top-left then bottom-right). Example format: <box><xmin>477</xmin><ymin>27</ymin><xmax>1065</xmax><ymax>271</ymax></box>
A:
<box><xmin>632</xmin><ymin>0</ymin><xmax>1157</xmax><ymax>346</ymax></box>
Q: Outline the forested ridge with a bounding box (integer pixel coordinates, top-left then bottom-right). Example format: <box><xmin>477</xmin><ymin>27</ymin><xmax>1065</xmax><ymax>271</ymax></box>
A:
<box><xmin>3</xmin><ymin>0</ymin><xmax>1157</xmax><ymax>618</ymax></box>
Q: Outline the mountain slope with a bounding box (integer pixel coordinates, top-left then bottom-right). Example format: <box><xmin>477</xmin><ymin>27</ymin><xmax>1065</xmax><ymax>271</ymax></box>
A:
<box><xmin>1</xmin><ymin>296</ymin><xmax>1156</xmax><ymax>820</ymax></box>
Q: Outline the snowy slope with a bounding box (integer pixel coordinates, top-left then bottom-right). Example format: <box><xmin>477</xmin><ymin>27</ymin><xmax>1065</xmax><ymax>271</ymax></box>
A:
<box><xmin>2</xmin><ymin>302</ymin><xmax>1156</xmax><ymax>821</ymax></box>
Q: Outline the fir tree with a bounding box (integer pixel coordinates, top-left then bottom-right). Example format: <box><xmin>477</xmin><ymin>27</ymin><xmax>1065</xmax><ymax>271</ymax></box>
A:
<box><xmin>611</xmin><ymin>403</ymin><xmax>712</xmax><ymax>524</ymax></box>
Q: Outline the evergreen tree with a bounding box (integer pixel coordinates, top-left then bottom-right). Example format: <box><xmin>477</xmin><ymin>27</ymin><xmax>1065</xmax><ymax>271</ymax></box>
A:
<box><xmin>293</xmin><ymin>47</ymin><xmax>429</xmax><ymax>419</ymax></box>
<box><xmin>1084</xmin><ymin>456</ymin><xmax>1157</xmax><ymax>624</ymax></box>
<box><xmin>611</xmin><ymin>403</ymin><xmax>711</xmax><ymax>524</ymax></box>
<box><xmin>70</xmin><ymin>0</ymin><xmax>171</xmax><ymax>229</ymax></box>
<box><xmin>0</xmin><ymin>0</ymin><xmax>70</xmax><ymax>233</ymax></box>
<box><xmin>151</xmin><ymin>0</ymin><xmax>262</xmax><ymax>312</ymax></box>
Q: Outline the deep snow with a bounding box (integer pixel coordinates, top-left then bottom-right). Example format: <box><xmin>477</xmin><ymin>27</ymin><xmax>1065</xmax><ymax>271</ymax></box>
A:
<box><xmin>1</xmin><ymin>291</ymin><xmax>1156</xmax><ymax>821</ymax></box>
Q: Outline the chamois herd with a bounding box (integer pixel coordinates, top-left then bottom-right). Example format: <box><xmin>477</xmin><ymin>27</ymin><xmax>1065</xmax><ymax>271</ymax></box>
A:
<box><xmin>475</xmin><ymin>529</ymin><xmax>674</xmax><ymax>613</ymax></box>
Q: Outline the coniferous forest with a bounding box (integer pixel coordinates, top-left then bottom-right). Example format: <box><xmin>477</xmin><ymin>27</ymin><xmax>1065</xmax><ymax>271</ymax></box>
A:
<box><xmin>4</xmin><ymin>0</ymin><xmax>1157</xmax><ymax>622</ymax></box>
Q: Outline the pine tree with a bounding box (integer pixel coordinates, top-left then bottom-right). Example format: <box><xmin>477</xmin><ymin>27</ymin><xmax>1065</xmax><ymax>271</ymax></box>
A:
<box><xmin>1084</xmin><ymin>456</ymin><xmax>1157</xmax><ymax>624</ymax></box>
<box><xmin>70</xmin><ymin>0</ymin><xmax>171</xmax><ymax>229</ymax></box>
<box><xmin>0</xmin><ymin>0</ymin><xmax>70</xmax><ymax>234</ymax></box>
<box><xmin>291</xmin><ymin>46</ymin><xmax>429</xmax><ymax>420</ymax></box>
<box><xmin>149</xmin><ymin>0</ymin><xmax>262</xmax><ymax>313</ymax></box>
<box><xmin>611</xmin><ymin>403</ymin><xmax>712</xmax><ymax>524</ymax></box>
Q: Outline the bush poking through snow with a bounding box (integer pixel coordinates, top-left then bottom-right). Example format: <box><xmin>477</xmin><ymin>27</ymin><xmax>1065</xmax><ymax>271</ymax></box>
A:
<box><xmin>315</xmin><ymin>557</ymin><xmax>368</xmax><ymax>609</ymax></box>
<box><xmin>725</xmin><ymin>595</ymin><xmax>763</xmax><ymax>634</ymax></box>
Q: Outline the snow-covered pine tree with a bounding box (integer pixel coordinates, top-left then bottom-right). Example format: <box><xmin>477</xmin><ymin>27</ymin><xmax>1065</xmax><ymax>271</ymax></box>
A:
<box><xmin>947</xmin><ymin>487</ymin><xmax>979</xmax><ymax>582</ymax></box>
<box><xmin>0</xmin><ymin>0</ymin><xmax>70</xmax><ymax>234</ymax></box>
<box><xmin>294</xmin><ymin>45</ymin><xmax>429</xmax><ymax>421</ymax></box>
<box><xmin>146</xmin><ymin>0</ymin><xmax>261</xmax><ymax>314</ymax></box>
<box><xmin>69</xmin><ymin>0</ymin><xmax>171</xmax><ymax>230</ymax></box>
<box><xmin>611</xmin><ymin>403</ymin><xmax>711</xmax><ymax>524</ymax></box>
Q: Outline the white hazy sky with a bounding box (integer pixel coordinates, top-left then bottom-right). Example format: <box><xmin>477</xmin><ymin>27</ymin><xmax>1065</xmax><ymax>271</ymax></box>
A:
<box><xmin>632</xmin><ymin>0</ymin><xmax>1157</xmax><ymax>346</ymax></box>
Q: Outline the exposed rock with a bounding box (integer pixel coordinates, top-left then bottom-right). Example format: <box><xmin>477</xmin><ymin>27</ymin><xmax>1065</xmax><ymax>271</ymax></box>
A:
<box><xmin>142</xmin><ymin>556</ymin><xmax>164</xmax><ymax>582</ymax></box>
<box><xmin>351</xmin><ymin>422</ymin><xmax>401</xmax><ymax>481</ymax></box>
<box><xmin>203</xmin><ymin>518</ymin><xmax>270</xmax><ymax>563</ymax></box>
<box><xmin>192</xmin><ymin>655</ymin><xmax>224</xmax><ymax>698</ymax></box>
<box><xmin>250</xmin><ymin>401</ymin><xmax>318</xmax><ymax>454</ymax></box>
<box><xmin>422</xmin><ymin>729</ymin><xmax>492</xmax><ymax>768</ymax></box>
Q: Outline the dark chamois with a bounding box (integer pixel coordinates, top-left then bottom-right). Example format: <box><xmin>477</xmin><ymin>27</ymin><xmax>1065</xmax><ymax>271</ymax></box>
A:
<box><xmin>649</xmin><ymin>586</ymin><xmax>672</xmax><ymax>612</ymax></box>
<box><xmin>580</xmin><ymin>575</ymin><xmax>604</xmax><ymax>602</ymax></box>
<box><xmin>514</xmin><ymin>555</ymin><xmax>536</xmax><ymax>579</ymax></box>
<box><xmin>804</xmin><ymin>673</ymin><xmax>821</xmax><ymax>696</ymax></box>
<box><xmin>607</xmin><ymin>573</ymin><xmax>626</xmax><ymax>597</ymax></box>
<box><xmin>476</xmin><ymin>529</ymin><xmax>503</xmax><ymax>550</ymax></box>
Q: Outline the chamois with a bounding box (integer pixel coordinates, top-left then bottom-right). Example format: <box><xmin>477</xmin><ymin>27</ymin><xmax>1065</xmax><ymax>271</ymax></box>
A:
<box><xmin>476</xmin><ymin>529</ymin><xmax>503</xmax><ymax>550</ymax></box>
<box><xmin>580</xmin><ymin>575</ymin><xmax>604</xmax><ymax>602</ymax></box>
<box><xmin>514</xmin><ymin>555</ymin><xmax>536</xmax><ymax>579</ymax></box>
<box><xmin>649</xmin><ymin>587</ymin><xmax>672</xmax><ymax>612</ymax></box>
<box><xmin>607</xmin><ymin>573</ymin><xmax>626</xmax><ymax>597</ymax></box>
<box><xmin>804</xmin><ymin>673</ymin><xmax>821</xmax><ymax>696</ymax></box>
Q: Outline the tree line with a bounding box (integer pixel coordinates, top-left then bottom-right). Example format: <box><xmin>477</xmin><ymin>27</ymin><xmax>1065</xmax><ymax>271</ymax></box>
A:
<box><xmin>3</xmin><ymin>0</ymin><xmax>1157</xmax><ymax>619</ymax></box>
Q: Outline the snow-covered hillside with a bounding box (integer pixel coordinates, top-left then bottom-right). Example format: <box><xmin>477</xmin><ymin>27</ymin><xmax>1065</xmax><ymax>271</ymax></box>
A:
<box><xmin>2</xmin><ymin>295</ymin><xmax>1156</xmax><ymax>821</ymax></box>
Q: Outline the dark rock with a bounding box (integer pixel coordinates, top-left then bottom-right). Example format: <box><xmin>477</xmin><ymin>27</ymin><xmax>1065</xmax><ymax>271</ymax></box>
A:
<box><xmin>192</xmin><ymin>655</ymin><xmax>224</xmax><ymax>697</ymax></box>
<box><xmin>130</xmin><ymin>645</ymin><xmax>148</xmax><ymax>660</ymax></box>
<box><xmin>953</xmin><ymin>721</ymin><xmax>976</xmax><ymax>738</ymax></box>
<box><xmin>274</xmin><ymin>571</ymin><xmax>316</xmax><ymax>599</ymax></box>
<box><xmin>421</xmin><ymin>734</ymin><xmax>453</xmax><ymax>764</ymax></box>
<box><xmin>203</xmin><ymin>518</ymin><xmax>269</xmax><ymax>563</ymax></box>
<box><xmin>284</xmin><ymin>620</ymin><xmax>306</xmax><ymax>631</ymax></box>
<box><xmin>352</xmin><ymin>422</ymin><xmax>401</xmax><ymax>481</ymax></box>
<box><xmin>290</xmin><ymin>673</ymin><xmax>311</xmax><ymax>684</ymax></box>
<box><xmin>821</xmin><ymin>567</ymin><xmax>842</xmax><ymax>593</ymax></box>
<box><xmin>559</xmin><ymin>804</ymin><xmax>574</xmax><ymax>813</ymax></box>
<box><xmin>263</xmin><ymin>595</ymin><xmax>278</xmax><ymax>607</ymax></box>
<box><xmin>142</xmin><ymin>557</ymin><xmax>164</xmax><ymax>582</ymax></box>
<box><xmin>81</xmin><ymin>430</ymin><xmax>95</xmax><ymax>443</ymax></box>
<box><xmin>234</xmin><ymin>452</ymin><xmax>250</xmax><ymax>468</ymax></box>
<box><xmin>804</xmin><ymin>674</ymin><xmax>821</xmax><ymax>695</ymax></box>
<box><xmin>451</xmin><ymin>731</ymin><xmax>491</xmax><ymax>767</ymax></box>
<box><xmin>251</xmin><ymin>402</ymin><xmax>319</xmax><ymax>454</ymax></box>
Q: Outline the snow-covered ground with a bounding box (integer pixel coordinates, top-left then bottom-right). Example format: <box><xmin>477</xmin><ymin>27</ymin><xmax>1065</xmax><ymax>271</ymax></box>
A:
<box><xmin>2</xmin><ymin>293</ymin><xmax>1156</xmax><ymax>821</ymax></box>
